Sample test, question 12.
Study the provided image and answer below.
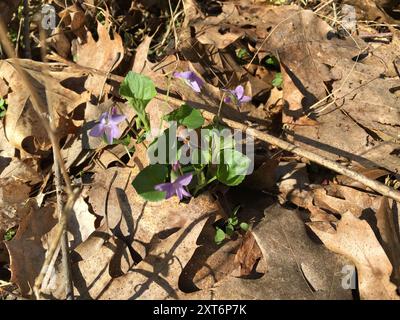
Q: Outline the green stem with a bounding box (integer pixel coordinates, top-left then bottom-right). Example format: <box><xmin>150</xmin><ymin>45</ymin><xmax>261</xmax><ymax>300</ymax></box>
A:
<box><xmin>193</xmin><ymin>175</ymin><xmax>217</xmax><ymax>196</ymax></box>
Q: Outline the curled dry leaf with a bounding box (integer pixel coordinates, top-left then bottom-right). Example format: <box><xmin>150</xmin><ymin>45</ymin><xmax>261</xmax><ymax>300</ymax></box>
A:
<box><xmin>0</xmin><ymin>59</ymin><xmax>90</xmax><ymax>153</ymax></box>
<box><xmin>59</xmin><ymin>4</ymin><xmax>87</xmax><ymax>40</ymax></box>
<box><xmin>308</xmin><ymin>211</ymin><xmax>400</xmax><ymax>300</ymax></box>
<box><xmin>72</xmin><ymin>22</ymin><xmax>124</xmax><ymax>97</ymax></box>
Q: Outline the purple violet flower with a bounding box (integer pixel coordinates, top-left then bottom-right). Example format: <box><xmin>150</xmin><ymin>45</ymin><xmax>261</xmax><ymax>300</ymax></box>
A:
<box><xmin>154</xmin><ymin>173</ymin><xmax>193</xmax><ymax>200</ymax></box>
<box><xmin>174</xmin><ymin>71</ymin><xmax>204</xmax><ymax>93</ymax></box>
<box><xmin>89</xmin><ymin>107</ymin><xmax>126</xmax><ymax>144</ymax></box>
<box><xmin>223</xmin><ymin>85</ymin><xmax>251</xmax><ymax>105</ymax></box>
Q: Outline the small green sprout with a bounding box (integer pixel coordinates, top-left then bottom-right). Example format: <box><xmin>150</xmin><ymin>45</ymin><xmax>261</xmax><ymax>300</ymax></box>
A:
<box><xmin>272</xmin><ymin>72</ymin><xmax>283</xmax><ymax>89</ymax></box>
<box><xmin>265</xmin><ymin>56</ymin><xmax>280</xmax><ymax>67</ymax></box>
<box><xmin>236</xmin><ymin>48</ymin><xmax>251</xmax><ymax>61</ymax></box>
<box><xmin>214</xmin><ymin>205</ymin><xmax>249</xmax><ymax>245</ymax></box>
<box><xmin>4</xmin><ymin>229</ymin><xmax>16</xmax><ymax>241</ymax></box>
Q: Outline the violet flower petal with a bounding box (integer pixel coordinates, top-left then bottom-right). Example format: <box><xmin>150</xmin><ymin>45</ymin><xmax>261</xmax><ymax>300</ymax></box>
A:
<box><xmin>89</xmin><ymin>123</ymin><xmax>106</xmax><ymax>137</ymax></box>
<box><xmin>234</xmin><ymin>85</ymin><xmax>244</xmax><ymax>100</ymax></box>
<box><xmin>240</xmin><ymin>95</ymin><xmax>252</xmax><ymax>103</ymax></box>
<box><xmin>189</xmin><ymin>79</ymin><xmax>201</xmax><ymax>93</ymax></box>
<box><xmin>176</xmin><ymin>187</ymin><xmax>184</xmax><ymax>200</ymax></box>
<box><xmin>180</xmin><ymin>188</ymin><xmax>191</xmax><ymax>198</ymax></box>
<box><xmin>175</xmin><ymin>173</ymin><xmax>193</xmax><ymax>186</ymax></box>
<box><xmin>174</xmin><ymin>71</ymin><xmax>193</xmax><ymax>80</ymax></box>
<box><xmin>110</xmin><ymin>114</ymin><xmax>126</xmax><ymax>124</ymax></box>
<box><xmin>105</xmin><ymin>126</ymin><xmax>114</xmax><ymax>144</ymax></box>
<box><xmin>174</xmin><ymin>71</ymin><xmax>203</xmax><ymax>93</ymax></box>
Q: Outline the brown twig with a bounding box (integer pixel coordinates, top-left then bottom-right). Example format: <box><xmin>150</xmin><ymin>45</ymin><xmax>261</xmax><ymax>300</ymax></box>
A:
<box><xmin>23</xmin><ymin>0</ymin><xmax>31</xmax><ymax>59</ymax></box>
<box><xmin>39</xmin><ymin>28</ymin><xmax>74</xmax><ymax>300</ymax></box>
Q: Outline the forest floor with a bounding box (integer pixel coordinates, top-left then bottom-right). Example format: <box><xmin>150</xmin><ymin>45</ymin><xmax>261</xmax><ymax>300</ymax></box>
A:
<box><xmin>0</xmin><ymin>0</ymin><xmax>400</xmax><ymax>300</ymax></box>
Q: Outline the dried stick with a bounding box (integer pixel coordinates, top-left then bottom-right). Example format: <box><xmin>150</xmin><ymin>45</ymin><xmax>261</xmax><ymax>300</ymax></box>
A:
<box><xmin>0</xmin><ymin>21</ymin><xmax>76</xmax><ymax>299</ymax></box>
<box><xmin>23</xmin><ymin>0</ymin><xmax>31</xmax><ymax>58</ymax></box>
<box><xmin>39</xmin><ymin>29</ymin><xmax>74</xmax><ymax>300</ymax></box>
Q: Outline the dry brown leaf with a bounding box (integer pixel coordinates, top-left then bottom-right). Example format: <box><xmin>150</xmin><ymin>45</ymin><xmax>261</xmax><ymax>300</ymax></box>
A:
<box><xmin>97</xmin><ymin>194</ymin><xmax>220</xmax><ymax>300</ymax></box>
<box><xmin>48</xmin><ymin>27</ymin><xmax>71</xmax><ymax>59</ymax></box>
<box><xmin>0</xmin><ymin>178</ymin><xmax>35</xmax><ymax>233</ymax></box>
<box><xmin>74</xmin><ymin>22</ymin><xmax>124</xmax><ymax>72</ymax></box>
<box><xmin>276</xmin><ymin>161</ymin><xmax>312</xmax><ymax>207</ymax></box>
<box><xmin>5</xmin><ymin>203</ymin><xmax>58</xmax><ymax>297</ymax></box>
<box><xmin>0</xmin><ymin>157</ymin><xmax>42</xmax><ymax>184</ymax></box>
<box><xmin>183</xmin><ymin>204</ymin><xmax>352</xmax><ymax>300</ymax></box>
<box><xmin>69</xmin><ymin>196</ymin><xmax>96</xmax><ymax>250</ymax></box>
<box><xmin>243</xmin><ymin>158</ymin><xmax>279</xmax><ymax>191</ymax></box>
<box><xmin>308</xmin><ymin>211</ymin><xmax>400</xmax><ymax>300</ymax></box>
<box><xmin>0</xmin><ymin>59</ymin><xmax>90</xmax><ymax>153</ymax></box>
<box><xmin>59</xmin><ymin>4</ymin><xmax>87</xmax><ymax>40</ymax></box>
<box><xmin>233</xmin><ymin>232</ymin><xmax>263</xmax><ymax>277</ymax></box>
<box><xmin>343</xmin><ymin>0</ymin><xmax>396</xmax><ymax>23</ymax></box>
<box><xmin>311</xmin><ymin>184</ymin><xmax>381</xmax><ymax>218</ymax></box>
<box><xmin>73</xmin><ymin>22</ymin><xmax>123</xmax><ymax>97</ymax></box>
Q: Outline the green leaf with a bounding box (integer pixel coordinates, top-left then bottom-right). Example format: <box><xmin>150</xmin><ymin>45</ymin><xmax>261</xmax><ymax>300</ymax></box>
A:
<box><xmin>272</xmin><ymin>72</ymin><xmax>283</xmax><ymax>88</ymax></box>
<box><xmin>225</xmin><ymin>224</ymin><xmax>235</xmax><ymax>237</ymax></box>
<box><xmin>132</xmin><ymin>164</ymin><xmax>168</xmax><ymax>202</ymax></box>
<box><xmin>232</xmin><ymin>205</ymin><xmax>240</xmax><ymax>216</ymax></box>
<box><xmin>215</xmin><ymin>228</ymin><xmax>226</xmax><ymax>245</ymax></box>
<box><xmin>265</xmin><ymin>56</ymin><xmax>279</xmax><ymax>67</ymax></box>
<box><xmin>229</xmin><ymin>216</ymin><xmax>239</xmax><ymax>226</ymax></box>
<box><xmin>164</xmin><ymin>104</ymin><xmax>204</xmax><ymax>129</ymax></box>
<box><xmin>236</xmin><ymin>48</ymin><xmax>251</xmax><ymax>60</ymax></box>
<box><xmin>217</xmin><ymin>149</ymin><xmax>251</xmax><ymax>186</ymax></box>
<box><xmin>240</xmin><ymin>222</ymin><xmax>249</xmax><ymax>232</ymax></box>
<box><xmin>4</xmin><ymin>229</ymin><xmax>16</xmax><ymax>241</ymax></box>
<box><xmin>119</xmin><ymin>71</ymin><xmax>157</xmax><ymax>105</ymax></box>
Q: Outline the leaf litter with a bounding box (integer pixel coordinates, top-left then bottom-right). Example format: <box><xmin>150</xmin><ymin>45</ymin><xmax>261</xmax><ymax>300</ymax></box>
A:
<box><xmin>0</xmin><ymin>0</ymin><xmax>399</xmax><ymax>300</ymax></box>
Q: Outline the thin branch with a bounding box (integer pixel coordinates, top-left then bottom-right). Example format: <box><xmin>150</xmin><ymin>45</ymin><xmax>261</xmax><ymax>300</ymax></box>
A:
<box><xmin>39</xmin><ymin>28</ymin><xmax>74</xmax><ymax>300</ymax></box>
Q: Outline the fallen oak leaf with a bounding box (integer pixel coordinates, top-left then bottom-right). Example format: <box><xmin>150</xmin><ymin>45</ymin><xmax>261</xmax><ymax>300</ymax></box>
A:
<box><xmin>308</xmin><ymin>211</ymin><xmax>400</xmax><ymax>300</ymax></box>
<box><xmin>182</xmin><ymin>204</ymin><xmax>352</xmax><ymax>300</ymax></box>
<box><xmin>0</xmin><ymin>59</ymin><xmax>90</xmax><ymax>153</ymax></box>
